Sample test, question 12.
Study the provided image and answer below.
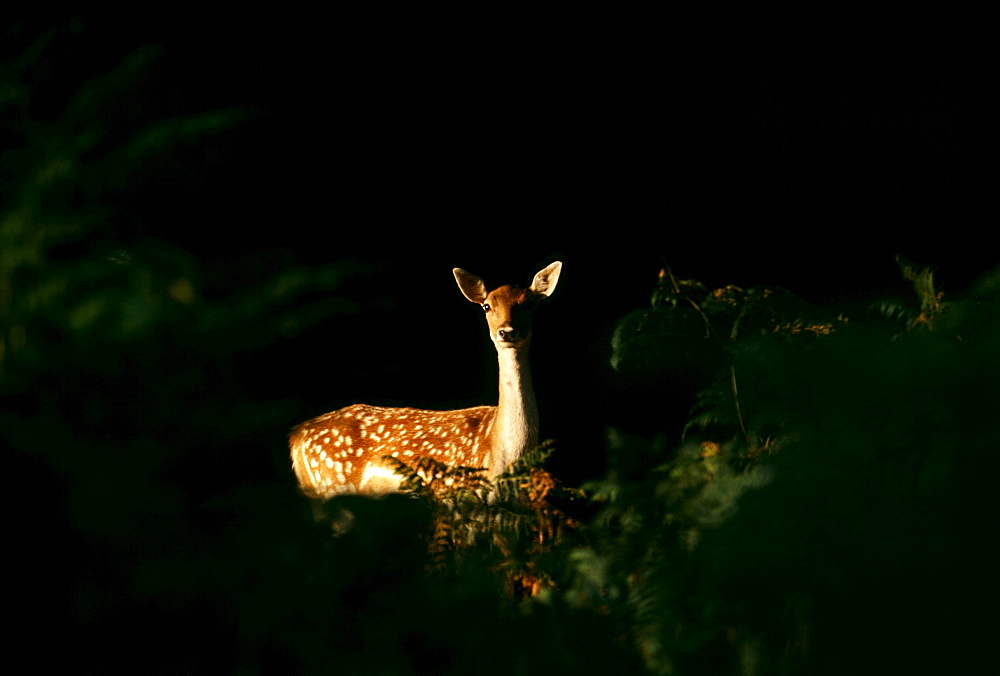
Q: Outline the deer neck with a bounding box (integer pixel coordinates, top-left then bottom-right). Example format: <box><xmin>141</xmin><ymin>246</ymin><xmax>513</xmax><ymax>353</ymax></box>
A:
<box><xmin>488</xmin><ymin>345</ymin><xmax>538</xmax><ymax>478</ymax></box>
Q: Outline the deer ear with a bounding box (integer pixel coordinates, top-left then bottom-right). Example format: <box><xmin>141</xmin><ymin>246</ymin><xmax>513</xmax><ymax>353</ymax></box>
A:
<box><xmin>530</xmin><ymin>261</ymin><xmax>562</xmax><ymax>297</ymax></box>
<box><xmin>454</xmin><ymin>268</ymin><xmax>488</xmax><ymax>304</ymax></box>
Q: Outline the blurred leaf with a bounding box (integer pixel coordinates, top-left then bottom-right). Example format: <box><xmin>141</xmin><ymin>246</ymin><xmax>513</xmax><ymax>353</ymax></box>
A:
<box><xmin>124</xmin><ymin>108</ymin><xmax>247</xmax><ymax>159</ymax></box>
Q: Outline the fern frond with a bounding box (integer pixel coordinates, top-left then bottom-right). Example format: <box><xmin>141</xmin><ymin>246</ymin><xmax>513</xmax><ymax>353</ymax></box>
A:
<box><xmin>384</xmin><ymin>455</ymin><xmax>489</xmax><ymax>500</ymax></box>
<box><xmin>869</xmin><ymin>299</ymin><xmax>915</xmax><ymax>324</ymax></box>
<box><xmin>382</xmin><ymin>455</ymin><xmax>433</xmax><ymax>498</ymax></box>
<box><xmin>500</xmin><ymin>439</ymin><xmax>557</xmax><ymax>478</ymax></box>
<box><xmin>896</xmin><ymin>253</ymin><xmax>940</xmax><ymax>313</ymax></box>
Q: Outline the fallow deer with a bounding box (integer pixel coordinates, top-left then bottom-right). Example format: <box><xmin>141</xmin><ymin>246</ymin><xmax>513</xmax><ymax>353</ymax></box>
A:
<box><xmin>290</xmin><ymin>261</ymin><xmax>562</xmax><ymax>504</ymax></box>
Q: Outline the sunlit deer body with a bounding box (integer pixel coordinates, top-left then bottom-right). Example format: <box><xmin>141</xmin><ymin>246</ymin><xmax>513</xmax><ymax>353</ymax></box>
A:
<box><xmin>290</xmin><ymin>262</ymin><xmax>562</xmax><ymax>501</ymax></box>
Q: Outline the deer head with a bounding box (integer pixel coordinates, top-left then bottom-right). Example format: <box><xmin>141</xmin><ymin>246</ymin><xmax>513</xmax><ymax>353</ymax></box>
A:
<box><xmin>454</xmin><ymin>261</ymin><xmax>562</xmax><ymax>350</ymax></box>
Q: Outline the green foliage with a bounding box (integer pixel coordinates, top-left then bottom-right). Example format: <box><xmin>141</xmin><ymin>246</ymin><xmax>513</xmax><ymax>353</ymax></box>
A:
<box><xmin>571</xmin><ymin>261</ymin><xmax>1000</xmax><ymax>673</ymax></box>
<box><xmin>1</xmin><ymin>31</ymin><xmax>221</xmax><ymax>379</ymax></box>
<box><xmin>325</xmin><ymin>259</ymin><xmax>992</xmax><ymax>674</ymax></box>
<box><xmin>319</xmin><ymin>250</ymin><xmax>997</xmax><ymax>670</ymax></box>
<box><xmin>2</xmin><ymin>28</ymin><xmax>376</xmax><ymax>672</ymax></box>
<box><xmin>378</xmin><ymin>440</ymin><xmax>583</xmax><ymax>595</ymax></box>
<box><xmin>1</xmin><ymin>28</ymin><xmax>363</xmax><ymax>390</ymax></box>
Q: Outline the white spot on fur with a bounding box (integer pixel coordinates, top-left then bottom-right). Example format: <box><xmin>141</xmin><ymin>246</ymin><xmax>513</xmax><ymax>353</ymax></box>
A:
<box><xmin>361</xmin><ymin>464</ymin><xmax>400</xmax><ymax>483</ymax></box>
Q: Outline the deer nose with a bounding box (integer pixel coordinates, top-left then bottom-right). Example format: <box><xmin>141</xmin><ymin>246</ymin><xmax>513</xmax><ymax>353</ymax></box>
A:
<box><xmin>497</xmin><ymin>327</ymin><xmax>517</xmax><ymax>342</ymax></box>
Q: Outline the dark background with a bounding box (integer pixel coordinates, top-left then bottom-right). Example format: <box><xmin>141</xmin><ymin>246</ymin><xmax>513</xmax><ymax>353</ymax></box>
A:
<box><xmin>163</xmin><ymin>16</ymin><xmax>994</xmax><ymax>458</ymax></box>
<box><xmin>16</xmin><ymin>14</ymin><xmax>993</xmax><ymax>438</ymax></box>
<box><xmin>4</xmin><ymin>13</ymin><xmax>998</xmax><ymax>672</ymax></box>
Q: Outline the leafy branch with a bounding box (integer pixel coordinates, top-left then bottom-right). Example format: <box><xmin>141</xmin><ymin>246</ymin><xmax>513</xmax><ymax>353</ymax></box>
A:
<box><xmin>381</xmin><ymin>440</ymin><xmax>581</xmax><ymax>596</ymax></box>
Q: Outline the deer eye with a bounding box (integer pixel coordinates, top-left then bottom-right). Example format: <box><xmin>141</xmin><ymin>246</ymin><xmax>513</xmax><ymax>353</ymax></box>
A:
<box><xmin>481</xmin><ymin>303</ymin><xmax>491</xmax><ymax>312</ymax></box>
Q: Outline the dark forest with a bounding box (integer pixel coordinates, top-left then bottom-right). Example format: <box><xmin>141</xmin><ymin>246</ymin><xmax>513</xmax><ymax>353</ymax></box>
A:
<box><xmin>3</xmin><ymin>15</ymin><xmax>998</xmax><ymax>674</ymax></box>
